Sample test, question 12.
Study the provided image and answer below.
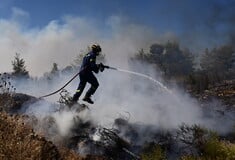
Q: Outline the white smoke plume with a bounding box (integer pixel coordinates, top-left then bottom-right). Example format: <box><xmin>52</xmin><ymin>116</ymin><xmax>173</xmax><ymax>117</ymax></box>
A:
<box><xmin>0</xmin><ymin>9</ymin><xmax>160</xmax><ymax>77</ymax></box>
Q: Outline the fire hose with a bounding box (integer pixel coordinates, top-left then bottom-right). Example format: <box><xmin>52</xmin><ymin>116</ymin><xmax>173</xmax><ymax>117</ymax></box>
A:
<box><xmin>39</xmin><ymin>64</ymin><xmax>170</xmax><ymax>98</ymax></box>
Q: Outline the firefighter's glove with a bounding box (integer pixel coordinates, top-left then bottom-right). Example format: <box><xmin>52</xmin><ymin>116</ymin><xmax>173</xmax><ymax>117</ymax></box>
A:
<box><xmin>99</xmin><ymin>63</ymin><xmax>105</xmax><ymax>72</ymax></box>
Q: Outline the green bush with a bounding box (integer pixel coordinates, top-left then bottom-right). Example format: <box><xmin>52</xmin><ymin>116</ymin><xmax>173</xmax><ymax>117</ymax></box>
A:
<box><xmin>181</xmin><ymin>156</ymin><xmax>198</xmax><ymax>160</ymax></box>
<box><xmin>202</xmin><ymin>136</ymin><xmax>235</xmax><ymax>160</ymax></box>
<box><xmin>141</xmin><ymin>144</ymin><xmax>166</xmax><ymax>160</ymax></box>
<box><xmin>181</xmin><ymin>135</ymin><xmax>235</xmax><ymax>160</ymax></box>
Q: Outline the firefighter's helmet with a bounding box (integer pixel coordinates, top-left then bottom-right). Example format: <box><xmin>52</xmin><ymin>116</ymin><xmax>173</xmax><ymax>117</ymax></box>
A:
<box><xmin>91</xmin><ymin>44</ymin><xmax>102</xmax><ymax>53</ymax></box>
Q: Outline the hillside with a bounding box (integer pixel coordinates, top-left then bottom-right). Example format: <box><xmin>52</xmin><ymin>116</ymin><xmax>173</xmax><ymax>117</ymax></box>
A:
<box><xmin>0</xmin><ymin>79</ymin><xmax>234</xmax><ymax>160</ymax></box>
<box><xmin>194</xmin><ymin>79</ymin><xmax>235</xmax><ymax>107</ymax></box>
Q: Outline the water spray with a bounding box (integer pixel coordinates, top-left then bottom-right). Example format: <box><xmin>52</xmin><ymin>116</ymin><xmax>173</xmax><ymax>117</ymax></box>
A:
<box><xmin>107</xmin><ymin>66</ymin><xmax>171</xmax><ymax>94</ymax></box>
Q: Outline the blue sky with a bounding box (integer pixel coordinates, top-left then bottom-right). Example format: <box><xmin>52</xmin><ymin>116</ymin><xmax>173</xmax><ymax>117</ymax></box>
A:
<box><xmin>0</xmin><ymin>0</ymin><xmax>233</xmax><ymax>34</ymax></box>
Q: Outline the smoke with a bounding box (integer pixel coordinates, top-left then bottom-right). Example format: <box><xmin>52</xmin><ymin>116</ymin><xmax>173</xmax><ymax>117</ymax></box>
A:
<box><xmin>90</xmin><ymin>62</ymin><xmax>227</xmax><ymax>132</ymax></box>
<box><xmin>15</xmin><ymin>60</ymin><xmax>235</xmax><ymax>153</ymax></box>
<box><xmin>23</xmin><ymin>99</ymin><xmax>92</xmax><ymax>139</ymax></box>
<box><xmin>11</xmin><ymin>52</ymin><xmax>233</xmax><ymax>140</ymax></box>
<box><xmin>0</xmin><ymin>9</ymin><xmax>160</xmax><ymax>76</ymax></box>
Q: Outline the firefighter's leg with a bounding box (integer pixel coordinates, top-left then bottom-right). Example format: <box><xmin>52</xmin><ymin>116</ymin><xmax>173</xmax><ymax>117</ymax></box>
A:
<box><xmin>86</xmin><ymin>73</ymin><xmax>99</xmax><ymax>97</ymax></box>
<box><xmin>72</xmin><ymin>78</ymin><xmax>87</xmax><ymax>102</ymax></box>
<box><xmin>83</xmin><ymin>74</ymin><xmax>99</xmax><ymax>104</ymax></box>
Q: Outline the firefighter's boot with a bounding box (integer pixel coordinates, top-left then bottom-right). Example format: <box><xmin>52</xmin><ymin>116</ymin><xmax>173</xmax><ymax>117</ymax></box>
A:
<box><xmin>82</xmin><ymin>96</ymin><xmax>94</xmax><ymax>104</ymax></box>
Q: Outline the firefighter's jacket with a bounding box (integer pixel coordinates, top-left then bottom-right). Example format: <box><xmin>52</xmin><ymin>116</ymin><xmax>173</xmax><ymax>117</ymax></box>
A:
<box><xmin>80</xmin><ymin>51</ymin><xmax>99</xmax><ymax>74</ymax></box>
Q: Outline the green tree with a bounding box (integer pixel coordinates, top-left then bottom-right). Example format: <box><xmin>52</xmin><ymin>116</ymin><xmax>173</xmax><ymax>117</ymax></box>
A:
<box><xmin>162</xmin><ymin>41</ymin><xmax>194</xmax><ymax>77</ymax></box>
<box><xmin>148</xmin><ymin>41</ymin><xmax>194</xmax><ymax>77</ymax></box>
<box><xmin>200</xmin><ymin>45</ymin><xmax>234</xmax><ymax>82</ymax></box>
<box><xmin>133</xmin><ymin>48</ymin><xmax>150</xmax><ymax>62</ymax></box>
<box><xmin>132</xmin><ymin>41</ymin><xmax>194</xmax><ymax>78</ymax></box>
<box><xmin>11</xmin><ymin>53</ymin><xmax>29</xmax><ymax>78</ymax></box>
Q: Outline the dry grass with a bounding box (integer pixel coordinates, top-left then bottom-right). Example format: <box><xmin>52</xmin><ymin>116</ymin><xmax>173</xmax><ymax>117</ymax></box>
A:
<box><xmin>0</xmin><ymin>111</ymin><xmax>102</xmax><ymax>160</ymax></box>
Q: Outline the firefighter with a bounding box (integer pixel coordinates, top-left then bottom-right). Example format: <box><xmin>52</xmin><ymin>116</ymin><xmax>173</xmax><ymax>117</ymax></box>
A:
<box><xmin>72</xmin><ymin>44</ymin><xmax>105</xmax><ymax>104</ymax></box>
